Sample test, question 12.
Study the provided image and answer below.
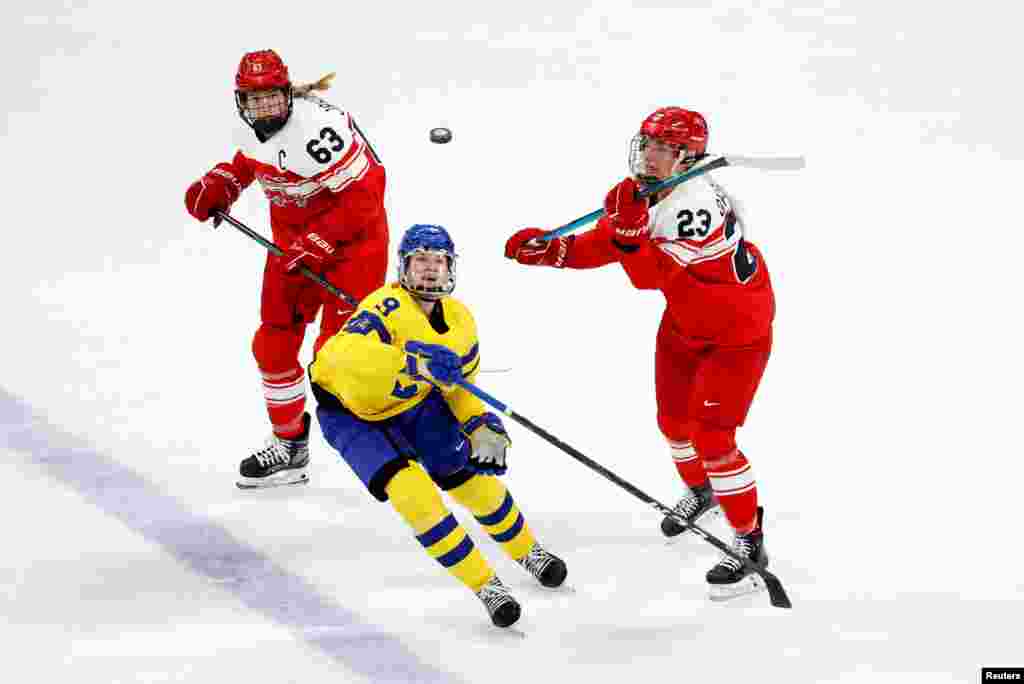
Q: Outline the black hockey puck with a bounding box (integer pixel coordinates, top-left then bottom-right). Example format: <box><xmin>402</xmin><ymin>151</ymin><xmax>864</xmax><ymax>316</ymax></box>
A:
<box><xmin>429</xmin><ymin>127</ymin><xmax>452</xmax><ymax>144</ymax></box>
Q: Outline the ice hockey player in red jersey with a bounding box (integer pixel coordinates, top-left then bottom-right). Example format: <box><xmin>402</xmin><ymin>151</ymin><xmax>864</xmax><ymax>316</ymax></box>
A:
<box><xmin>504</xmin><ymin>107</ymin><xmax>774</xmax><ymax>600</ymax></box>
<box><xmin>184</xmin><ymin>49</ymin><xmax>389</xmax><ymax>489</ymax></box>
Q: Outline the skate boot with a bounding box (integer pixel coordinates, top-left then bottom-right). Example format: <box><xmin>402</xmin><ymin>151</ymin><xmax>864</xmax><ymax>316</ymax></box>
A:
<box><xmin>516</xmin><ymin>543</ymin><xmax>568</xmax><ymax>588</ymax></box>
<box><xmin>661</xmin><ymin>481</ymin><xmax>720</xmax><ymax>537</ymax></box>
<box><xmin>475</xmin><ymin>576</ymin><xmax>521</xmax><ymax>628</ymax></box>
<box><xmin>706</xmin><ymin>506</ymin><xmax>769</xmax><ymax>601</ymax></box>
<box><xmin>237</xmin><ymin>413</ymin><xmax>311</xmax><ymax>489</ymax></box>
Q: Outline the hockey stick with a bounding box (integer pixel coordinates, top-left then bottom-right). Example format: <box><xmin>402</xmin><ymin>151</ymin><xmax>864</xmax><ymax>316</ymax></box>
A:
<box><xmin>211</xmin><ymin>210</ymin><xmax>358</xmax><ymax>306</ymax></box>
<box><xmin>456</xmin><ymin>378</ymin><xmax>793</xmax><ymax>609</ymax></box>
<box><xmin>212</xmin><ymin>211</ymin><xmax>517</xmax><ymax>373</ymax></box>
<box><xmin>537</xmin><ymin>154</ymin><xmax>805</xmax><ymax>242</ymax></box>
<box><xmin>351</xmin><ymin>118</ymin><xmax>382</xmax><ymax>165</ymax></box>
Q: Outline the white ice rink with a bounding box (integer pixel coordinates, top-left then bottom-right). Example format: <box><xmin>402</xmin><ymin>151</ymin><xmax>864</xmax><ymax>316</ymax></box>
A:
<box><xmin>4</xmin><ymin>2</ymin><xmax>1023</xmax><ymax>682</ymax></box>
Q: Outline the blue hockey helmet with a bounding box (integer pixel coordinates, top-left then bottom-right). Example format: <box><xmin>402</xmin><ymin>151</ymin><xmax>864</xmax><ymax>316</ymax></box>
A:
<box><xmin>397</xmin><ymin>224</ymin><xmax>457</xmax><ymax>300</ymax></box>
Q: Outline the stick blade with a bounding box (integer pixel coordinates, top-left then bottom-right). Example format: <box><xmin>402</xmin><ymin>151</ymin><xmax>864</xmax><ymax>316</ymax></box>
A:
<box><xmin>762</xmin><ymin>571</ymin><xmax>793</xmax><ymax>608</ymax></box>
<box><xmin>724</xmin><ymin>155</ymin><xmax>806</xmax><ymax>171</ymax></box>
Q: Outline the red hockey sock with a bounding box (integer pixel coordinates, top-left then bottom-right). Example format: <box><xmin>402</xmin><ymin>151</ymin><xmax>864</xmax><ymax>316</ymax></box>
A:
<box><xmin>261</xmin><ymin>367</ymin><xmax>306</xmax><ymax>438</ymax></box>
<box><xmin>704</xmin><ymin>449</ymin><xmax>758</xmax><ymax>534</ymax></box>
<box><xmin>668</xmin><ymin>440</ymin><xmax>709</xmax><ymax>488</ymax></box>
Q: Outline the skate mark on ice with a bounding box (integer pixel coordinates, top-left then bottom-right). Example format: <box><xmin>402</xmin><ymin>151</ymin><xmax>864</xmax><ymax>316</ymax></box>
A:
<box><xmin>0</xmin><ymin>387</ymin><xmax>461</xmax><ymax>684</ymax></box>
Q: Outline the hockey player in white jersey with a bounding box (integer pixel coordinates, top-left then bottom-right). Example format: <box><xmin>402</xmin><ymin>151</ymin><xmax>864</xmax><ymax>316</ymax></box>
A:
<box><xmin>506</xmin><ymin>107</ymin><xmax>775</xmax><ymax>600</ymax></box>
<box><xmin>185</xmin><ymin>50</ymin><xmax>389</xmax><ymax>488</ymax></box>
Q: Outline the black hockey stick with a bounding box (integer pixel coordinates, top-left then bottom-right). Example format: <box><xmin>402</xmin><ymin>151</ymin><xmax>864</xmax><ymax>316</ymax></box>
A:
<box><xmin>351</xmin><ymin>118</ymin><xmax>382</xmax><ymax>165</ymax></box>
<box><xmin>211</xmin><ymin>210</ymin><xmax>358</xmax><ymax>307</ymax></box>
<box><xmin>455</xmin><ymin>379</ymin><xmax>793</xmax><ymax>609</ymax></box>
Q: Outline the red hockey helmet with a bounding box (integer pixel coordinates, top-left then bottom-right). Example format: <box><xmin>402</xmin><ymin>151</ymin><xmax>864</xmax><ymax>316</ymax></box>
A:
<box><xmin>235</xmin><ymin>49</ymin><xmax>291</xmax><ymax>91</ymax></box>
<box><xmin>630</xmin><ymin>107</ymin><xmax>709</xmax><ymax>182</ymax></box>
<box><xmin>639</xmin><ymin>107</ymin><xmax>708</xmax><ymax>156</ymax></box>
<box><xmin>234</xmin><ymin>50</ymin><xmax>293</xmax><ymax>141</ymax></box>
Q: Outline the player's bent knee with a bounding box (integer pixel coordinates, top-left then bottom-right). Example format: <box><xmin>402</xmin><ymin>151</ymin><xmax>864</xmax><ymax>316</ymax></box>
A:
<box><xmin>447</xmin><ymin>473</ymin><xmax>506</xmax><ymax>513</ymax></box>
<box><xmin>433</xmin><ymin>467</ymin><xmax>475</xmax><ymax>492</ymax></box>
<box><xmin>369</xmin><ymin>457</ymin><xmax>415</xmax><ymax>502</ymax></box>
<box><xmin>384</xmin><ymin>464</ymin><xmax>446</xmax><ymax>530</ymax></box>
<box><xmin>693</xmin><ymin>426</ymin><xmax>738</xmax><ymax>462</ymax></box>
<box><xmin>658</xmin><ymin>413</ymin><xmax>696</xmax><ymax>445</ymax></box>
<box><xmin>251</xmin><ymin>324</ymin><xmax>304</xmax><ymax>372</ymax></box>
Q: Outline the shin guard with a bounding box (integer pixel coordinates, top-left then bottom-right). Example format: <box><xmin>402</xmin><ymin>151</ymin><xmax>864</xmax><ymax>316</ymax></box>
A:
<box><xmin>385</xmin><ymin>466</ymin><xmax>494</xmax><ymax>592</ymax></box>
<box><xmin>448</xmin><ymin>475</ymin><xmax>537</xmax><ymax>563</ymax></box>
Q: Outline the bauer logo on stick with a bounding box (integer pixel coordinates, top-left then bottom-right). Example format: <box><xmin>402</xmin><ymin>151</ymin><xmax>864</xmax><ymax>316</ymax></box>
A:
<box><xmin>430</xmin><ymin>127</ymin><xmax>453</xmax><ymax>144</ymax></box>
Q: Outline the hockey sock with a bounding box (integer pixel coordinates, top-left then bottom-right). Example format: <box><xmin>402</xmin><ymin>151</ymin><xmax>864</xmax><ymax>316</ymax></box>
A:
<box><xmin>386</xmin><ymin>465</ymin><xmax>495</xmax><ymax>593</ymax></box>
<box><xmin>261</xmin><ymin>366</ymin><xmax>307</xmax><ymax>438</ymax></box>
<box><xmin>448</xmin><ymin>475</ymin><xmax>537</xmax><ymax>562</ymax></box>
<box><xmin>704</xmin><ymin>448</ymin><xmax>758</xmax><ymax>534</ymax></box>
<box><xmin>669</xmin><ymin>439</ymin><xmax>709</xmax><ymax>488</ymax></box>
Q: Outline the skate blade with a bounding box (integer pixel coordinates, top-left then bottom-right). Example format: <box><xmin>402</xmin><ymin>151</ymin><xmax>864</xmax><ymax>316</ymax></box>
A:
<box><xmin>707</xmin><ymin>573</ymin><xmax>766</xmax><ymax>602</ymax></box>
<box><xmin>525</xmin><ymin>582</ymin><xmax>577</xmax><ymax>595</ymax></box>
<box><xmin>236</xmin><ymin>468</ymin><xmax>309</xmax><ymax>489</ymax></box>
<box><xmin>547</xmin><ymin>583</ymin><xmax>577</xmax><ymax>594</ymax></box>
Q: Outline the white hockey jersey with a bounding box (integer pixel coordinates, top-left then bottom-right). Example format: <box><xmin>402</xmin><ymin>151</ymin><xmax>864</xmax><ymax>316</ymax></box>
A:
<box><xmin>648</xmin><ymin>174</ymin><xmax>758</xmax><ymax>285</ymax></box>
<box><xmin>232</xmin><ymin>94</ymin><xmax>376</xmax><ymax>211</ymax></box>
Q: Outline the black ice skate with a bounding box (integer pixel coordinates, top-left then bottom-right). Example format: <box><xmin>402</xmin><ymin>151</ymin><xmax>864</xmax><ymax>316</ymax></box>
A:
<box><xmin>661</xmin><ymin>481</ymin><xmax>721</xmax><ymax>537</ymax></box>
<box><xmin>516</xmin><ymin>543</ymin><xmax>568</xmax><ymax>588</ymax></box>
<box><xmin>475</xmin><ymin>576</ymin><xmax>521</xmax><ymax>628</ymax></box>
<box><xmin>706</xmin><ymin>506</ymin><xmax>769</xmax><ymax>601</ymax></box>
<box><xmin>236</xmin><ymin>413</ymin><xmax>311</xmax><ymax>489</ymax></box>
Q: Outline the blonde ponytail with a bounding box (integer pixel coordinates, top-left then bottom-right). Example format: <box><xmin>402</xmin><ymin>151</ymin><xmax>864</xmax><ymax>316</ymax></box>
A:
<box><xmin>292</xmin><ymin>72</ymin><xmax>336</xmax><ymax>97</ymax></box>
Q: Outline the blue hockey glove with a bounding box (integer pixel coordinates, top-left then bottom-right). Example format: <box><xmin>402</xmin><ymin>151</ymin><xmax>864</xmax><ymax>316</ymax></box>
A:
<box><xmin>462</xmin><ymin>413</ymin><xmax>511</xmax><ymax>475</ymax></box>
<box><xmin>405</xmin><ymin>341</ymin><xmax>464</xmax><ymax>389</ymax></box>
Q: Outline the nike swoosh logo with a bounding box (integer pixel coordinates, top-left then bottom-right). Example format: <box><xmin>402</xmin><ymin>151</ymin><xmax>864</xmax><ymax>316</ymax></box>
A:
<box><xmin>703</xmin><ymin>400</ymin><xmax>720</xmax><ymax>407</ymax></box>
<box><xmin>455</xmin><ymin>440</ymin><xmax>466</xmax><ymax>451</ymax></box>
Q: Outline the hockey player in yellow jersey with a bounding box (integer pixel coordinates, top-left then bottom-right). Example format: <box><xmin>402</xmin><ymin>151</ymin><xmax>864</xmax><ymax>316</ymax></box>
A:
<box><xmin>310</xmin><ymin>224</ymin><xmax>567</xmax><ymax>628</ymax></box>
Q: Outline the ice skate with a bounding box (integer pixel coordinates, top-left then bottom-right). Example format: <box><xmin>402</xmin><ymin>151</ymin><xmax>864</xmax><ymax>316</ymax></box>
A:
<box><xmin>516</xmin><ymin>543</ymin><xmax>568</xmax><ymax>588</ymax></box>
<box><xmin>476</xmin><ymin>576</ymin><xmax>521</xmax><ymax>628</ymax></box>
<box><xmin>236</xmin><ymin>413</ymin><xmax>311</xmax><ymax>489</ymax></box>
<box><xmin>661</xmin><ymin>481</ymin><xmax>721</xmax><ymax>537</ymax></box>
<box><xmin>706</xmin><ymin>506</ymin><xmax>769</xmax><ymax>601</ymax></box>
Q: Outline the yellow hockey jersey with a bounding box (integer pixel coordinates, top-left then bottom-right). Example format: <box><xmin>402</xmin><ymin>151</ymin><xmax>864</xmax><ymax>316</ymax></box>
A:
<box><xmin>310</xmin><ymin>283</ymin><xmax>485</xmax><ymax>422</ymax></box>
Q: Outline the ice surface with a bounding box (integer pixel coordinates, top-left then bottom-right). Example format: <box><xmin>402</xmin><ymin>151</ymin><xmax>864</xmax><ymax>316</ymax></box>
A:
<box><xmin>3</xmin><ymin>2</ymin><xmax>1022</xmax><ymax>682</ymax></box>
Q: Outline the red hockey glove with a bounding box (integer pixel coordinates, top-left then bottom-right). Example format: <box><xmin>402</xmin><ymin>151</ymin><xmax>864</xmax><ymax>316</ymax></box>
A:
<box><xmin>604</xmin><ymin>177</ymin><xmax>650</xmax><ymax>247</ymax></box>
<box><xmin>184</xmin><ymin>164</ymin><xmax>243</xmax><ymax>222</ymax></box>
<box><xmin>283</xmin><ymin>231</ymin><xmax>339</xmax><ymax>275</ymax></box>
<box><xmin>504</xmin><ymin>228</ymin><xmax>573</xmax><ymax>268</ymax></box>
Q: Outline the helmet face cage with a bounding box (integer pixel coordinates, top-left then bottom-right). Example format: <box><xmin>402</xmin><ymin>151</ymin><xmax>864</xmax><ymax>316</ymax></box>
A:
<box><xmin>397</xmin><ymin>225</ymin><xmax>458</xmax><ymax>300</ymax></box>
<box><xmin>629</xmin><ymin>133</ymin><xmax>689</xmax><ymax>182</ymax></box>
<box><xmin>236</xmin><ymin>88</ymin><xmax>292</xmax><ymax>121</ymax></box>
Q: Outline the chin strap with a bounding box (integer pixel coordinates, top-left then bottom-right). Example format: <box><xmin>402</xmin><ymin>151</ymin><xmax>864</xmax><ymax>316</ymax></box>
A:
<box><xmin>251</xmin><ymin>116</ymin><xmax>287</xmax><ymax>142</ymax></box>
<box><xmin>403</xmin><ymin>284</ymin><xmax>447</xmax><ymax>302</ymax></box>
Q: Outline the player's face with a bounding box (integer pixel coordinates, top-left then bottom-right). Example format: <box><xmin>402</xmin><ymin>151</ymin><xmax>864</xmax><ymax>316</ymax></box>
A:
<box><xmin>240</xmin><ymin>89</ymin><xmax>288</xmax><ymax>120</ymax></box>
<box><xmin>407</xmin><ymin>251</ymin><xmax>449</xmax><ymax>291</ymax></box>
<box><xmin>638</xmin><ymin>137</ymin><xmax>682</xmax><ymax>180</ymax></box>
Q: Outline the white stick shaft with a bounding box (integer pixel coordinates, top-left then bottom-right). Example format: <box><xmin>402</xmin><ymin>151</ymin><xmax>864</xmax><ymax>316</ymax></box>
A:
<box><xmin>723</xmin><ymin>155</ymin><xmax>806</xmax><ymax>171</ymax></box>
